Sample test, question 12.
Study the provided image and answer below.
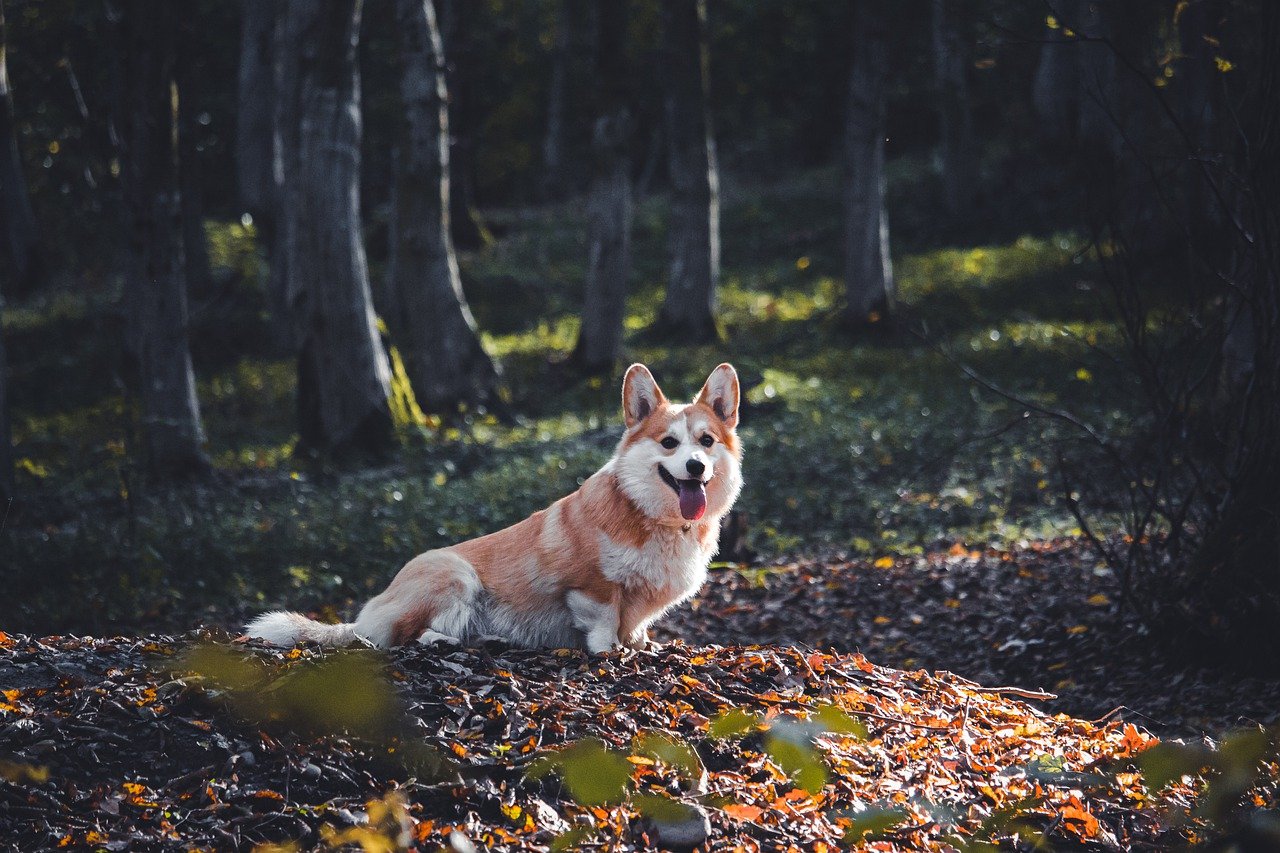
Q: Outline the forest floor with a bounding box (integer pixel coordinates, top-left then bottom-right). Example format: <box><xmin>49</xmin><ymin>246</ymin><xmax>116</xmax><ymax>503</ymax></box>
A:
<box><xmin>3</xmin><ymin>542</ymin><xmax>1278</xmax><ymax>850</ymax></box>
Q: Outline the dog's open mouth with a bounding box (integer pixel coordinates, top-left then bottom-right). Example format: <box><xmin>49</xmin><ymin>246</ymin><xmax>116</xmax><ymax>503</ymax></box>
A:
<box><xmin>659</xmin><ymin>466</ymin><xmax>708</xmax><ymax>521</ymax></box>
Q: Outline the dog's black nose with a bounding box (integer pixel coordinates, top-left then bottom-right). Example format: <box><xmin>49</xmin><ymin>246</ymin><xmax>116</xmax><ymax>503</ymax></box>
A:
<box><xmin>685</xmin><ymin>459</ymin><xmax>705</xmax><ymax>478</ymax></box>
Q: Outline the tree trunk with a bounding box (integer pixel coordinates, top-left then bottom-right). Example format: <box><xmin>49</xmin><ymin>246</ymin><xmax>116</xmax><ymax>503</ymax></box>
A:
<box><xmin>269</xmin><ymin>0</ymin><xmax>300</xmax><ymax>347</ymax></box>
<box><xmin>1072</xmin><ymin>1</ymin><xmax>1120</xmax><ymax>161</ymax></box>
<box><xmin>655</xmin><ymin>0</ymin><xmax>719</xmax><ymax>342</ymax></box>
<box><xmin>930</xmin><ymin>0</ymin><xmax>976</xmax><ymax>216</ymax></box>
<box><xmin>439</xmin><ymin>0</ymin><xmax>485</xmax><ymax>250</ymax></box>
<box><xmin>0</xmin><ymin>0</ymin><xmax>41</xmax><ymax>295</ymax></box>
<box><xmin>237</xmin><ymin>0</ymin><xmax>283</xmax><ymax>332</ymax></box>
<box><xmin>540</xmin><ymin>0</ymin><xmax>572</xmax><ymax>202</ymax></box>
<box><xmin>284</xmin><ymin>0</ymin><xmax>393</xmax><ymax>459</ymax></box>
<box><xmin>0</xmin><ymin>289</ymin><xmax>11</xmax><ymax>501</ymax></box>
<box><xmin>115</xmin><ymin>0</ymin><xmax>209</xmax><ymax>478</ymax></box>
<box><xmin>389</xmin><ymin>0</ymin><xmax>498</xmax><ymax>412</ymax></box>
<box><xmin>0</xmin><ymin>0</ymin><xmax>23</xmax><ymax>494</ymax></box>
<box><xmin>237</xmin><ymin>0</ymin><xmax>277</xmax><ymax>217</ymax></box>
<box><xmin>843</xmin><ymin>1</ymin><xmax>893</xmax><ymax>326</ymax></box>
<box><xmin>176</xmin><ymin>17</ymin><xmax>213</xmax><ymax>301</ymax></box>
<box><xmin>1031</xmin><ymin>1</ymin><xmax>1080</xmax><ymax>142</ymax></box>
<box><xmin>573</xmin><ymin>0</ymin><xmax>632</xmax><ymax>373</ymax></box>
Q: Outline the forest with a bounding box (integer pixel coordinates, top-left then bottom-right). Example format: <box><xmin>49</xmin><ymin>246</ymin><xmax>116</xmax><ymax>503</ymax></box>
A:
<box><xmin>1</xmin><ymin>0</ymin><xmax>1278</xmax><ymax>849</ymax></box>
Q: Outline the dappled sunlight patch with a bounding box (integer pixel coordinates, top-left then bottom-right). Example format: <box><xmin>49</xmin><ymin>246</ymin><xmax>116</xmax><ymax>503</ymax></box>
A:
<box><xmin>482</xmin><ymin>315</ymin><xmax>579</xmax><ymax>359</ymax></box>
<box><xmin>204</xmin><ymin>218</ymin><xmax>260</xmax><ymax>284</ymax></box>
<box><xmin>718</xmin><ymin>274</ymin><xmax>840</xmax><ymax>325</ymax></box>
<box><xmin>896</xmin><ymin>233</ymin><xmax>1083</xmax><ymax>304</ymax></box>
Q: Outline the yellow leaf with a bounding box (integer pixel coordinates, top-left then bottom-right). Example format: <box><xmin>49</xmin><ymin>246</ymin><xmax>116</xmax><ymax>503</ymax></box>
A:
<box><xmin>873</xmin><ymin>556</ymin><xmax>894</xmax><ymax>569</ymax></box>
<box><xmin>873</xmin><ymin>616</ymin><xmax>891</xmax><ymax>625</ymax></box>
<box><xmin>1075</xmin><ymin>368</ymin><xmax>1093</xmax><ymax>382</ymax></box>
<box><xmin>1086</xmin><ymin>593</ymin><xmax>1110</xmax><ymax>606</ymax></box>
<box><xmin>1068</xmin><ymin>624</ymin><xmax>1089</xmax><ymax>635</ymax></box>
<box><xmin>795</xmin><ymin>256</ymin><xmax>811</xmax><ymax>270</ymax></box>
<box><xmin>1215</xmin><ymin>56</ymin><xmax>1234</xmax><ymax>72</ymax></box>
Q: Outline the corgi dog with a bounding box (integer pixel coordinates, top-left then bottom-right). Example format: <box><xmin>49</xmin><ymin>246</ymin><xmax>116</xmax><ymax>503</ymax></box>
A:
<box><xmin>246</xmin><ymin>363</ymin><xmax>743</xmax><ymax>653</ymax></box>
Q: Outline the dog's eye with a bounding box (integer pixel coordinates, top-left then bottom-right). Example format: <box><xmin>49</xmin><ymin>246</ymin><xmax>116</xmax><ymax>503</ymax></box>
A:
<box><xmin>699</xmin><ymin>435</ymin><xmax>715</xmax><ymax>447</ymax></box>
<box><xmin>660</xmin><ymin>437</ymin><xmax>679</xmax><ymax>450</ymax></box>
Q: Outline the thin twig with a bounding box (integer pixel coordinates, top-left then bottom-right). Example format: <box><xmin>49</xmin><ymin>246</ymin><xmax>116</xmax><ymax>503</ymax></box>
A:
<box><xmin>961</xmin><ymin>685</ymin><xmax>1057</xmax><ymax>701</ymax></box>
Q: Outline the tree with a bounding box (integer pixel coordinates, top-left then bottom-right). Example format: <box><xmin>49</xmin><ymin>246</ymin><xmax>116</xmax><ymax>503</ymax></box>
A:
<box><xmin>113</xmin><ymin>0</ymin><xmax>210</xmax><ymax>478</ymax></box>
<box><xmin>0</xmin><ymin>0</ymin><xmax>40</xmax><ymax>294</ymax></box>
<box><xmin>0</xmin><ymin>287</ymin><xmax>11</xmax><ymax>501</ymax></box>
<box><xmin>539</xmin><ymin>0</ymin><xmax>572</xmax><ymax>202</ymax></box>
<box><xmin>573</xmin><ymin>0</ymin><xmax>632</xmax><ymax>373</ymax></box>
<box><xmin>842</xmin><ymin>1</ymin><xmax>893</xmax><ymax>327</ymax></box>
<box><xmin>654</xmin><ymin>0</ymin><xmax>720</xmax><ymax>342</ymax></box>
<box><xmin>237</xmin><ymin>0</ymin><xmax>277</xmax><ymax>220</ymax></box>
<box><xmin>387</xmin><ymin>0</ymin><xmax>498</xmax><ymax>412</ymax></box>
<box><xmin>235</xmin><ymin>0</ymin><xmax>281</xmax><ymax>316</ymax></box>
<box><xmin>176</xmin><ymin>15</ymin><xmax>213</xmax><ymax>300</ymax></box>
<box><xmin>438</xmin><ymin>0</ymin><xmax>486</xmax><ymax>250</ymax></box>
<box><xmin>930</xmin><ymin>0</ymin><xmax>976</xmax><ymax>216</ymax></box>
<box><xmin>282</xmin><ymin>0</ymin><xmax>394</xmax><ymax>459</ymax></box>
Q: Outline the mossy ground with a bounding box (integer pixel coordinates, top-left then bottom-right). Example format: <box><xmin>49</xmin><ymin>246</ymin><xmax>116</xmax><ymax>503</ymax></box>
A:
<box><xmin>3</xmin><ymin>168</ymin><xmax>1137</xmax><ymax>635</ymax></box>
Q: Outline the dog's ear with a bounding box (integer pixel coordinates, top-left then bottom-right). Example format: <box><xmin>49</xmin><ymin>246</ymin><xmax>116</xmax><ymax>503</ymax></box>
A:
<box><xmin>696</xmin><ymin>363</ymin><xmax>740</xmax><ymax>429</ymax></box>
<box><xmin>622</xmin><ymin>363</ymin><xmax>667</xmax><ymax>428</ymax></box>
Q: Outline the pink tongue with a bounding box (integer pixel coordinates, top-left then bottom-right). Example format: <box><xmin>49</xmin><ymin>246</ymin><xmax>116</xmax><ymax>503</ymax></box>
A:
<box><xmin>678</xmin><ymin>480</ymin><xmax>707</xmax><ymax>521</ymax></box>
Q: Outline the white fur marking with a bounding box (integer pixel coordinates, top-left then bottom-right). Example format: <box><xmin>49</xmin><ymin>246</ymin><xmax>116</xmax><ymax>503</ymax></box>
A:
<box><xmin>566</xmin><ymin>590</ymin><xmax>619</xmax><ymax>653</ymax></box>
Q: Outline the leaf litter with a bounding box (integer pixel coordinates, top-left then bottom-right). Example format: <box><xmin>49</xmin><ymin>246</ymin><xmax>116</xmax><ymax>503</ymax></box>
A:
<box><xmin>1</xmin><ymin>540</ymin><xmax>1277</xmax><ymax>850</ymax></box>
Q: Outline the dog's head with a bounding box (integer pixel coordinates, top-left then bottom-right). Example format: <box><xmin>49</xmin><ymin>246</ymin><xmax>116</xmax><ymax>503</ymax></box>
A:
<box><xmin>613</xmin><ymin>363</ymin><xmax>743</xmax><ymax>523</ymax></box>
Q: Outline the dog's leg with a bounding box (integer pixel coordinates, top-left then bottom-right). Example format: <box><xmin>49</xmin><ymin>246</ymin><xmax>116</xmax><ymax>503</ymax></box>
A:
<box><xmin>621</xmin><ymin>625</ymin><xmax>650</xmax><ymax>651</ymax></box>
<box><xmin>566</xmin><ymin>589</ymin><xmax>620</xmax><ymax>653</ymax></box>
<box><xmin>417</xmin><ymin>629</ymin><xmax>458</xmax><ymax>646</ymax></box>
<box><xmin>619</xmin><ymin>604</ymin><xmax>660</xmax><ymax>651</ymax></box>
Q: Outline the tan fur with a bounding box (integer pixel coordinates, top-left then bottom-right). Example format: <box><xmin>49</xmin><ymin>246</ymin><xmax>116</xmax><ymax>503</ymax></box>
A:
<box><xmin>245</xmin><ymin>363</ymin><xmax>743</xmax><ymax>652</ymax></box>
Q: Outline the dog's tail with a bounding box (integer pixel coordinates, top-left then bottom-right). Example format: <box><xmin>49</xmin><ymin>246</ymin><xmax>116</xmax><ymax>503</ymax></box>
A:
<box><xmin>244</xmin><ymin>611</ymin><xmax>364</xmax><ymax>647</ymax></box>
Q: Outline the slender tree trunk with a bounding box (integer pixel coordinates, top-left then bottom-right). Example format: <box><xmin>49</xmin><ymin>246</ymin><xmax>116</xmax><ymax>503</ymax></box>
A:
<box><xmin>237</xmin><ymin>0</ymin><xmax>277</xmax><ymax>216</ymax></box>
<box><xmin>930</xmin><ymin>0</ymin><xmax>976</xmax><ymax>216</ymax></box>
<box><xmin>390</xmin><ymin>0</ymin><xmax>498</xmax><ymax>411</ymax></box>
<box><xmin>270</xmin><ymin>1</ymin><xmax>300</xmax><ymax>348</ymax></box>
<box><xmin>284</xmin><ymin>0</ymin><xmax>393</xmax><ymax>459</ymax></box>
<box><xmin>0</xmin><ymin>0</ymin><xmax>41</xmax><ymax>294</ymax></box>
<box><xmin>540</xmin><ymin>0</ymin><xmax>571</xmax><ymax>202</ymax></box>
<box><xmin>655</xmin><ymin>0</ymin><xmax>719</xmax><ymax>341</ymax></box>
<box><xmin>439</xmin><ymin>0</ymin><xmax>485</xmax><ymax>249</ymax></box>
<box><xmin>176</xmin><ymin>17</ymin><xmax>213</xmax><ymax>300</ymax></box>
<box><xmin>0</xmin><ymin>289</ymin><xmax>11</xmax><ymax>500</ymax></box>
<box><xmin>1031</xmin><ymin>1</ymin><xmax>1080</xmax><ymax>142</ymax></box>
<box><xmin>843</xmin><ymin>1</ymin><xmax>893</xmax><ymax>326</ymax></box>
<box><xmin>573</xmin><ymin>0</ymin><xmax>632</xmax><ymax>373</ymax></box>
<box><xmin>1072</xmin><ymin>1</ymin><xmax>1120</xmax><ymax>161</ymax></box>
<box><xmin>115</xmin><ymin>0</ymin><xmax>209</xmax><ymax>478</ymax></box>
<box><xmin>237</xmin><ymin>0</ymin><xmax>283</xmax><ymax>330</ymax></box>
<box><xmin>0</xmin><ymin>0</ymin><xmax>20</xmax><ymax>495</ymax></box>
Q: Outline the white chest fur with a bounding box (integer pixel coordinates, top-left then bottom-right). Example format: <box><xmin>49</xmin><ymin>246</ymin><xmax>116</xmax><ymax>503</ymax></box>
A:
<box><xmin>598</xmin><ymin>528</ymin><xmax>712</xmax><ymax>599</ymax></box>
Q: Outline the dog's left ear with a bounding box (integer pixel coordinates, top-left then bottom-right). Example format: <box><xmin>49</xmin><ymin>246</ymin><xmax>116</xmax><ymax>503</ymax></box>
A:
<box><xmin>622</xmin><ymin>363</ymin><xmax>667</xmax><ymax>429</ymax></box>
<box><xmin>697</xmin><ymin>363</ymin><xmax>740</xmax><ymax>429</ymax></box>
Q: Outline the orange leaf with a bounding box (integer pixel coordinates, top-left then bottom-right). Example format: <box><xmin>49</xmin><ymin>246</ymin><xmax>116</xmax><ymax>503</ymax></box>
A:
<box><xmin>722</xmin><ymin>804</ymin><xmax>764</xmax><ymax>822</ymax></box>
<box><xmin>1060</xmin><ymin>805</ymin><xmax>1099</xmax><ymax>838</ymax></box>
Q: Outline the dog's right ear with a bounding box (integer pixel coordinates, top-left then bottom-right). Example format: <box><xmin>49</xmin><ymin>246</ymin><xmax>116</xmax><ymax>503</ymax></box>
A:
<box><xmin>622</xmin><ymin>363</ymin><xmax>666</xmax><ymax>429</ymax></box>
